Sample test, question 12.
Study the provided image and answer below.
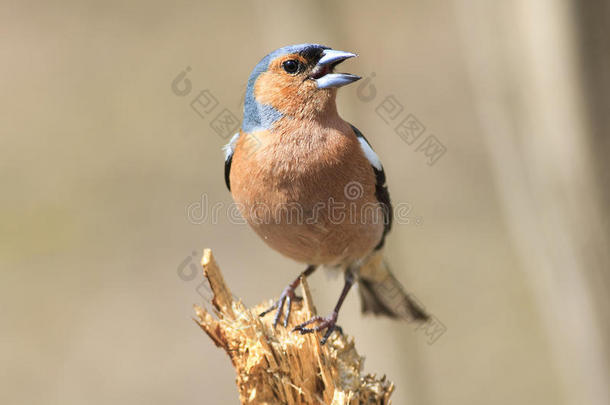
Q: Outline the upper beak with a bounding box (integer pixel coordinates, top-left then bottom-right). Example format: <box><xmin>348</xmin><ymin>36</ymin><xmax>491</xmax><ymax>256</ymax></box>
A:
<box><xmin>311</xmin><ymin>49</ymin><xmax>361</xmax><ymax>89</ymax></box>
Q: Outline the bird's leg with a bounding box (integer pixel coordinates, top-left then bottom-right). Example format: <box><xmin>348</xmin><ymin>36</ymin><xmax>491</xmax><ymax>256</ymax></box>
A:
<box><xmin>293</xmin><ymin>269</ymin><xmax>355</xmax><ymax>345</ymax></box>
<box><xmin>259</xmin><ymin>264</ymin><xmax>318</xmax><ymax>328</ymax></box>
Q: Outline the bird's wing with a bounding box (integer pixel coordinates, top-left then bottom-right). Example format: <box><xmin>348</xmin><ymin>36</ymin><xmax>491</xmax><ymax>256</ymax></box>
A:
<box><xmin>222</xmin><ymin>133</ymin><xmax>240</xmax><ymax>191</ymax></box>
<box><xmin>350</xmin><ymin>124</ymin><xmax>393</xmax><ymax>250</ymax></box>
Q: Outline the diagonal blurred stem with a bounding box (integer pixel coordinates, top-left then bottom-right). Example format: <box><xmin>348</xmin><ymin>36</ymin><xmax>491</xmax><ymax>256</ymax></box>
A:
<box><xmin>453</xmin><ymin>1</ymin><xmax>610</xmax><ymax>404</ymax></box>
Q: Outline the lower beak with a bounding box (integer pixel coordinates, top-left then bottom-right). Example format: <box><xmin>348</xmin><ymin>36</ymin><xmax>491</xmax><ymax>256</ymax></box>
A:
<box><xmin>311</xmin><ymin>49</ymin><xmax>361</xmax><ymax>89</ymax></box>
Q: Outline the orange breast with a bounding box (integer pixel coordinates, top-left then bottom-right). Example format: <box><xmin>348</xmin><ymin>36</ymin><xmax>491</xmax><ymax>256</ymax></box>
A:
<box><xmin>230</xmin><ymin>116</ymin><xmax>384</xmax><ymax>266</ymax></box>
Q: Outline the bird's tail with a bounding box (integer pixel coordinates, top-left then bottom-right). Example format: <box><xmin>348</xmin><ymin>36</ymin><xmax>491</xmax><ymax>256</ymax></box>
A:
<box><xmin>357</xmin><ymin>250</ymin><xmax>429</xmax><ymax>321</ymax></box>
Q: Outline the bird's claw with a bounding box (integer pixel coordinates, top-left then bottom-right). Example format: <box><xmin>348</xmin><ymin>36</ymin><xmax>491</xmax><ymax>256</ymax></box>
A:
<box><xmin>259</xmin><ymin>285</ymin><xmax>303</xmax><ymax>328</ymax></box>
<box><xmin>292</xmin><ymin>313</ymin><xmax>342</xmax><ymax>345</ymax></box>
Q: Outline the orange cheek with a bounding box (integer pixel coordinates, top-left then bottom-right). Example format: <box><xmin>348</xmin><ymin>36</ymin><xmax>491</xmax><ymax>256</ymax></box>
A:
<box><xmin>254</xmin><ymin>71</ymin><xmax>304</xmax><ymax>115</ymax></box>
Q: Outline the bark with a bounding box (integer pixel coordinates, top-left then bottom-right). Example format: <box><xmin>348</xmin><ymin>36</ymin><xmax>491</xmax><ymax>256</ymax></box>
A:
<box><xmin>194</xmin><ymin>249</ymin><xmax>395</xmax><ymax>405</ymax></box>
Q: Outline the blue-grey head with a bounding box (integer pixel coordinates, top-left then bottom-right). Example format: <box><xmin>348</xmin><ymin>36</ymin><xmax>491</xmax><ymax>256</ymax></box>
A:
<box><xmin>242</xmin><ymin>44</ymin><xmax>360</xmax><ymax>132</ymax></box>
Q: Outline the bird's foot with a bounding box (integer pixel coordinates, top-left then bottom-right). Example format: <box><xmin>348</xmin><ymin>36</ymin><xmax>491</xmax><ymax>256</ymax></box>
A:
<box><xmin>259</xmin><ymin>285</ymin><xmax>303</xmax><ymax>328</ymax></box>
<box><xmin>292</xmin><ymin>312</ymin><xmax>342</xmax><ymax>345</ymax></box>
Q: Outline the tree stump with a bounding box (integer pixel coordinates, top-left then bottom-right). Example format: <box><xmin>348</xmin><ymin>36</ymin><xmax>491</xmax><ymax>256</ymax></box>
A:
<box><xmin>194</xmin><ymin>249</ymin><xmax>395</xmax><ymax>405</ymax></box>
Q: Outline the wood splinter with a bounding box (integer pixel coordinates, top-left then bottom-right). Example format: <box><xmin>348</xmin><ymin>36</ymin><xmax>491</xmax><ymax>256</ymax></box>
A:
<box><xmin>194</xmin><ymin>249</ymin><xmax>395</xmax><ymax>405</ymax></box>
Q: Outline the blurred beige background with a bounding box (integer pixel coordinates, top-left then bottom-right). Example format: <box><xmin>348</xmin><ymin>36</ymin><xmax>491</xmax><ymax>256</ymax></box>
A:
<box><xmin>2</xmin><ymin>1</ymin><xmax>609</xmax><ymax>404</ymax></box>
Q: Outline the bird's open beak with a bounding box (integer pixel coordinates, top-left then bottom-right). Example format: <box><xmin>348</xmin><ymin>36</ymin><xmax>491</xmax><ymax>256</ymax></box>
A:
<box><xmin>310</xmin><ymin>49</ymin><xmax>361</xmax><ymax>89</ymax></box>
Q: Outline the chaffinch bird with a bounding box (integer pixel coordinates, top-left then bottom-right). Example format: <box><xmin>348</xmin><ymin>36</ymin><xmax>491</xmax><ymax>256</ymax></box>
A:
<box><xmin>224</xmin><ymin>44</ymin><xmax>429</xmax><ymax>344</ymax></box>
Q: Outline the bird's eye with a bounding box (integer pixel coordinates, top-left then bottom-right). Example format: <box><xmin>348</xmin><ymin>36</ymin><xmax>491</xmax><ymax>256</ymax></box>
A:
<box><xmin>282</xmin><ymin>60</ymin><xmax>300</xmax><ymax>74</ymax></box>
